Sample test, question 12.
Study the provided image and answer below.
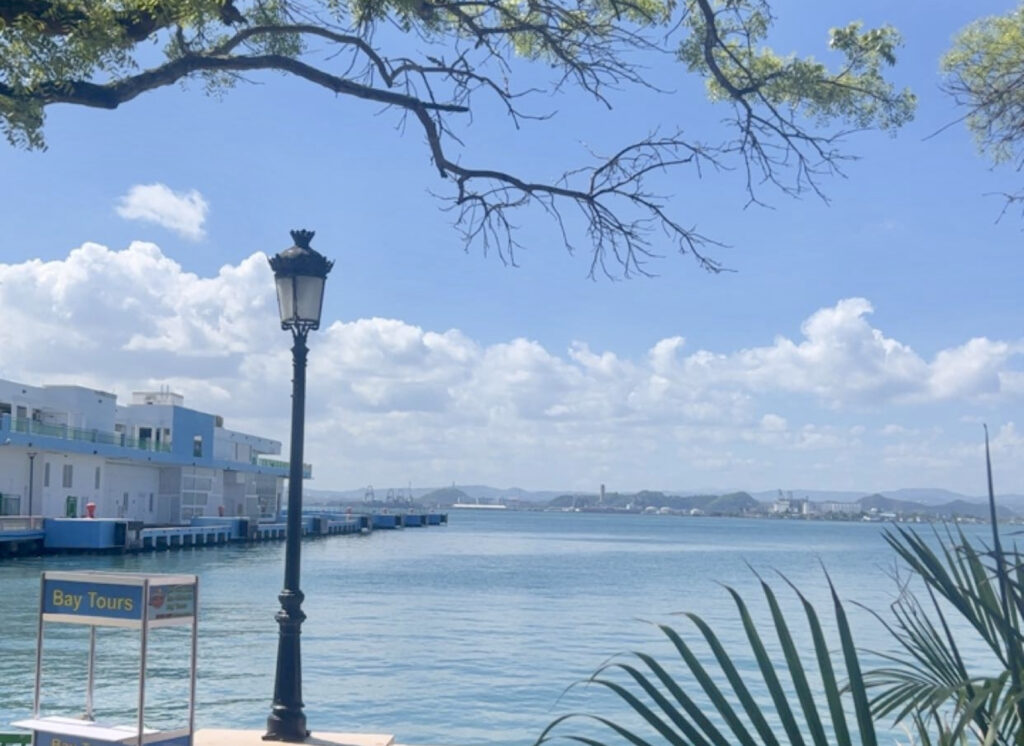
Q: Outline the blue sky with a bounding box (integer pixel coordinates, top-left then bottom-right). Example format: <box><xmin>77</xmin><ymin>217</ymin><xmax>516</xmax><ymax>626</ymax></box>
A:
<box><xmin>0</xmin><ymin>0</ymin><xmax>1021</xmax><ymax>495</ymax></box>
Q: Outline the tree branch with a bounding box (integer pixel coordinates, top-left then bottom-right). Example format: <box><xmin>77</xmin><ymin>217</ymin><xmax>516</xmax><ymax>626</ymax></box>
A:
<box><xmin>0</xmin><ymin>53</ymin><xmax>468</xmax><ymax>113</ymax></box>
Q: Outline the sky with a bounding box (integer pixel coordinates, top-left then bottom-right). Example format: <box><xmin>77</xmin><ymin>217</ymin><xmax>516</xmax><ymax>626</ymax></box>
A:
<box><xmin>0</xmin><ymin>0</ymin><xmax>1021</xmax><ymax>496</ymax></box>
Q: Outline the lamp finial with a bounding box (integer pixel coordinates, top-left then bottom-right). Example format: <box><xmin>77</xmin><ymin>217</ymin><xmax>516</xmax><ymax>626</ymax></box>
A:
<box><xmin>290</xmin><ymin>229</ymin><xmax>315</xmax><ymax>250</ymax></box>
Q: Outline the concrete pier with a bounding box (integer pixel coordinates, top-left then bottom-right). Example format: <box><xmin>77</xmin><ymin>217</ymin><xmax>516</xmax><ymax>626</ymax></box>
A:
<box><xmin>0</xmin><ymin>512</ymin><xmax>448</xmax><ymax>557</ymax></box>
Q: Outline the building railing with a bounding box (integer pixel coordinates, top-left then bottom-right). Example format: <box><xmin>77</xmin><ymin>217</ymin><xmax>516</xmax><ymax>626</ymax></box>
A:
<box><xmin>254</xmin><ymin>455</ymin><xmax>313</xmax><ymax>479</ymax></box>
<box><xmin>0</xmin><ymin>516</ymin><xmax>44</xmax><ymax>532</ymax></box>
<box><xmin>4</xmin><ymin>416</ymin><xmax>173</xmax><ymax>453</ymax></box>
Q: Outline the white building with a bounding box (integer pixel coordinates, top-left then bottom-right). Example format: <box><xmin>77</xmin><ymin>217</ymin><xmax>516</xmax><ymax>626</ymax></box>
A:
<box><xmin>0</xmin><ymin>379</ymin><xmax>307</xmax><ymax>525</ymax></box>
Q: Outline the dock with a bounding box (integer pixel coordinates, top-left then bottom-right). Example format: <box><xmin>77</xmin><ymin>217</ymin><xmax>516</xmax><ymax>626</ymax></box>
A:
<box><xmin>0</xmin><ymin>517</ymin><xmax>45</xmax><ymax>557</ymax></box>
<box><xmin>0</xmin><ymin>511</ymin><xmax>447</xmax><ymax>558</ymax></box>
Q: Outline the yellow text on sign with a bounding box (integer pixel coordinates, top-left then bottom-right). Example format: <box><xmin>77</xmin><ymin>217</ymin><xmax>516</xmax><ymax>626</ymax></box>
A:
<box><xmin>51</xmin><ymin>589</ymin><xmax>134</xmax><ymax>613</ymax></box>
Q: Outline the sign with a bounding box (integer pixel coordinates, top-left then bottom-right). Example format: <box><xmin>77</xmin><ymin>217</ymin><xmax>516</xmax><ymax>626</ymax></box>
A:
<box><xmin>148</xmin><ymin>584</ymin><xmax>195</xmax><ymax>620</ymax></box>
<box><xmin>42</xmin><ymin>580</ymin><xmax>143</xmax><ymax>621</ymax></box>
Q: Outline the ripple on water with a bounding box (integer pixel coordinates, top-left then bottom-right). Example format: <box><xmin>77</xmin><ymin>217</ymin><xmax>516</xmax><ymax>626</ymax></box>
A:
<box><xmin>0</xmin><ymin>513</ymin><xmax>996</xmax><ymax>744</ymax></box>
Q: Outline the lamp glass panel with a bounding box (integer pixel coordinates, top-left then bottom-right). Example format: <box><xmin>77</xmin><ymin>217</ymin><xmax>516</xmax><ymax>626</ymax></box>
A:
<box><xmin>294</xmin><ymin>275</ymin><xmax>326</xmax><ymax>325</ymax></box>
<box><xmin>275</xmin><ymin>274</ymin><xmax>296</xmax><ymax>325</ymax></box>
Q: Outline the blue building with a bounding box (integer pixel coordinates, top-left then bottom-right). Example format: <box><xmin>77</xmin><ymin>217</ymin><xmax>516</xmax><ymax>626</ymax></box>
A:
<box><xmin>0</xmin><ymin>379</ymin><xmax>310</xmax><ymax>525</ymax></box>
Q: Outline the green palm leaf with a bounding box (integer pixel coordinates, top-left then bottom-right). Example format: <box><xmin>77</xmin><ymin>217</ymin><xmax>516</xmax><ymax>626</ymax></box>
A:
<box><xmin>537</xmin><ymin>576</ymin><xmax>876</xmax><ymax>745</ymax></box>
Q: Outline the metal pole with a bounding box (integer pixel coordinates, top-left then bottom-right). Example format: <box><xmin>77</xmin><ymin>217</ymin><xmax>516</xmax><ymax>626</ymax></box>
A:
<box><xmin>189</xmin><ymin>579</ymin><xmax>199</xmax><ymax>736</ymax></box>
<box><xmin>34</xmin><ymin>573</ymin><xmax>45</xmax><ymax>717</ymax></box>
<box><xmin>86</xmin><ymin>626</ymin><xmax>96</xmax><ymax>720</ymax></box>
<box><xmin>265</xmin><ymin>330</ymin><xmax>310</xmax><ymax>741</ymax></box>
<box><xmin>27</xmin><ymin>452</ymin><xmax>36</xmax><ymax>518</ymax></box>
<box><xmin>139</xmin><ymin>580</ymin><xmax>149</xmax><ymax>746</ymax></box>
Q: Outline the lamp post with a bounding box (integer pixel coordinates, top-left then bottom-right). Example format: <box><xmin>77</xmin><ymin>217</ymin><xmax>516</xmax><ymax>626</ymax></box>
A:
<box><xmin>264</xmin><ymin>229</ymin><xmax>333</xmax><ymax>742</ymax></box>
<box><xmin>27</xmin><ymin>452</ymin><xmax>36</xmax><ymax>518</ymax></box>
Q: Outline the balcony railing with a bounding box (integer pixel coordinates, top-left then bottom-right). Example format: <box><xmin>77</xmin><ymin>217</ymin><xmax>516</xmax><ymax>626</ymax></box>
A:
<box><xmin>254</xmin><ymin>455</ymin><xmax>313</xmax><ymax>479</ymax></box>
<box><xmin>0</xmin><ymin>516</ymin><xmax>44</xmax><ymax>532</ymax></box>
<box><xmin>4</xmin><ymin>417</ymin><xmax>173</xmax><ymax>453</ymax></box>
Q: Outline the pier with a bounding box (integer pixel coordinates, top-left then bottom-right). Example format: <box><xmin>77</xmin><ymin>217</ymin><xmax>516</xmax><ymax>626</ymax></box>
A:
<box><xmin>0</xmin><ymin>517</ymin><xmax>44</xmax><ymax>557</ymax></box>
<box><xmin>0</xmin><ymin>511</ymin><xmax>447</xmax><ymax>558</ymax></box>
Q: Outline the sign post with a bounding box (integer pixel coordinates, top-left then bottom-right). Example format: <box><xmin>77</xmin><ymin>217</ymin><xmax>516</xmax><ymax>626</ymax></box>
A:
<box><xmin>12</xmin><ymin>571</ymin><xmax>199</xmax><ymax>746</ymax></box>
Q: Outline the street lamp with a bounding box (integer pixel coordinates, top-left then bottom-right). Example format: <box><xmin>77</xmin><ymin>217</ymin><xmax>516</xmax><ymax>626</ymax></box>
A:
<box><xmin>265</xmin><ymin>229</ymin><xmax>333</xmax><ymax>742</ymax></box>
<box><xmin>27</xmin><ymin>452</ymin><xmax>37</xmax><ymax>518</ymax></box>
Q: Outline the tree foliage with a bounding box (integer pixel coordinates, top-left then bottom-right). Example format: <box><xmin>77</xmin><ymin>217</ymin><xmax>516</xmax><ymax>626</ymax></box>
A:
<box><xmin>944</xmin><ymin>3</ymin><xmax>1024</xmax><ymax>219</ymax></box>
<box><xmin>0</xmin><ymin>1</ymin><xmax>915</xmax><ymax>275</ymax></box>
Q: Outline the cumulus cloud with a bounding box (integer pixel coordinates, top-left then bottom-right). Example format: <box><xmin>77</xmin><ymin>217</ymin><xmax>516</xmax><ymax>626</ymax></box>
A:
<box><xmin>116</xmin><ymin>184</ymin><xmax>209</xmax><ymax>240</ymax></box>
<box><xmin>0</xmin><ymin>243</ymin><xmax>1021</xmax><ymax>491</ymax></box>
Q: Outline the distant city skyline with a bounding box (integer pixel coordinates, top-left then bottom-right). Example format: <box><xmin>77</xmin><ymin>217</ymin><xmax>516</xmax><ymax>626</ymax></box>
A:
<box><xmin>0</xmin><ymin>1</ymin><xmax>1020</xmax><ymax>495</ymax></box>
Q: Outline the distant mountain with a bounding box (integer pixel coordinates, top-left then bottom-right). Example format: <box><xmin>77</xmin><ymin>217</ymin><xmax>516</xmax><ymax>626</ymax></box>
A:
<box><xmin>858</xmin><ymin>493</ymin><xmax>1015</xmax><ymax>519</ymax></box>
<box><xmin>307</xmin><ymin>484</ymin><xmax>1024</xmax><ymax>517</ymax></box>
<box><xmin>418</xmin><ymin>487</ymin><xmax>471</xmax><ymax>506</ymax></box>
<box><xmin>992</xmin><ymin>494</ymin><xmax>1024</xmax><ymax>513</ymax></box>
<box><xmin>707</xmin><ymin>492</ymin><xmax>761</xmax><ymax>513</ymax></box>
<box><xmin>455</xmin><ymin>485</ymin><xmax>563</xmax><ymax>502</ymax></box>
<box><xmin>878</xmin><ymin>488</ymin><xmax>973</xmax><ymax>506</ymax></box>
<box><xmin>756</xmin><ymin>487</ymin><xmax>1021</xmax><ymax>511</ymax></box>
<box><xmin>305</xmin><ymin>484</ymin><xmax>560</xmax><ymax>503</ymax></box>
<box><xmin>547</xmin><ymin>490</ymin><xmax>759</xmax><ymax>515</ymax></box>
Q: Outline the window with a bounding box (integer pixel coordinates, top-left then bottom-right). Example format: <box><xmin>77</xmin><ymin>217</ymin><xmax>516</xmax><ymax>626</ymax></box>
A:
<box><xmin>94</xmin><ymin>466</ymin><xmax>101</xmax><ymax>489</ymax></box>
<box><xmin>182</xmin><ymin>475</ymin><xmax>213</xmax><ymax>491</ymax></box>
<box><xmin>43</xmin><ymin>462</ymin><xmax>50</xmax><ymax>488</ymax></box>
<box><xmin>0</xmin><ymin>494</ymin><xmax>20</xmax><ymax>516</ymax></box>
<box><xmin>193</xmin><ymin>435</ymin><xmax>203</xmax><ymax>458</ymax></box>
<box><xmin>180</xmin><ymin>469</ymin><xmax>212</xmax><ymax>521</ymax></box>
<box><xmin>62</xmin><ymin>464</ymin><xmax>73</xmax><ymax>489</ymax></box>
<box><xmin>148</xmin><ymin>492</ymin><xmax>154</xmax><ymax>512</ymax></box>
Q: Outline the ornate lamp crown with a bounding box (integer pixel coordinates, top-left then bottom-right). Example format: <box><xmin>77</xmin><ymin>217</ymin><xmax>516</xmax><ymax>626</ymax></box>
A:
<box><xmin>290</xmin><ymin>229</ymin><xmax>315</xmax><ymax>250</ymax></box>
<box><xmin>269</xmin><ymin>229</ymin><xmax>334</xmax><ymax>278</ymax></box>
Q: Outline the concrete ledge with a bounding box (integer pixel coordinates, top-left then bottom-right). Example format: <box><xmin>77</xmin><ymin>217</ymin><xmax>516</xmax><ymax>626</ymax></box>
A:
<box><xmin>194</xmin><ymin>729</ymin><xmax>395</xmax><ymax>746</ymax></box>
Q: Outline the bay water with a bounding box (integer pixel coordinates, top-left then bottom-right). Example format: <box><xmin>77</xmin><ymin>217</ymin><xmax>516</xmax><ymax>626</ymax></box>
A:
<box><xmin>0</xmin><ymin>512</ymin><xmax>995</xmax><ymax>744</ymax></box>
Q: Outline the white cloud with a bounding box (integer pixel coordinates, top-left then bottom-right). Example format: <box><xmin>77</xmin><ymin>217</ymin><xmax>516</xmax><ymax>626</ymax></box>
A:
<box><xmin>0</xmin><ymin>243</ymin><xmax>1021</xmax><ymax>492</ymax></box>
<box><xmin>115</xmin><ymin>184</ymin><xmax>209</xmax><ymax>240</ymax></box>
<box><xmin>732</xmin><ymin>298</ymin><xmax>927</xmax><ymax>404</ymax></box>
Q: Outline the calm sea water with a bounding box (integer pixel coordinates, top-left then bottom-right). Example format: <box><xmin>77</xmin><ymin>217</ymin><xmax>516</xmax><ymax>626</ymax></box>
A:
<box><xmin>0</xmin><ymin>512</ymin><xmax>996</xmax><ymax>745</ymax></box>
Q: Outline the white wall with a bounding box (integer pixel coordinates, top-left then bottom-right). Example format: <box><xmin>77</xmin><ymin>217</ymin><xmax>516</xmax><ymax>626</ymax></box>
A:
<box><xmin>214</xmin><ymin>427</ymin><xmax>281</xmax><ymax>462</ymax></box>
<box><xmin>117</xmin><ymin>404</ymin><xmax>175</xmax><ymax>439</ymax></box>
<box><xmin>104</xmin><ymin>462</ymin><xmax>161</xmax><ymax>522</ymax></box>
<box><xmin>0</xmin><ymin>379</ymin><xmax>118</xmax><ymax>431</ymax></box>
<box><xmin>0</xmin><ymin>449</ymin><xmax>29</xmax><ymax>513</ymax></box>
<box><xmin>42</xmin><ymin>386</ymin><xmax>118</xmax><ymax>430</ymax></box>
<box><xmin>0</xmin><ymin>379</ymin><xmax>44</xmax><ymax>423</ymax></box>
<box><xmin>37</xmin><ymin>452</ymin><xmax>106</xmax><ymax>517</ymax></box>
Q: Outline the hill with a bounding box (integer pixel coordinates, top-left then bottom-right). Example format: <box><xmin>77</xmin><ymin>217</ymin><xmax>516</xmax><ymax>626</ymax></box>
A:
<box><xmin>420</xmin><ymin>487</ymin><xmax>472</xmax><ymax>507</ymax></box>
<box><xmin>858</xmin><ymin>493</ymin><xmax>1014</xmax><ymax>519</ymax></box>
<box><xmin>547</xmin><ymin>490</ymin><xmax>759</xmax><ymax>515</ymax></box>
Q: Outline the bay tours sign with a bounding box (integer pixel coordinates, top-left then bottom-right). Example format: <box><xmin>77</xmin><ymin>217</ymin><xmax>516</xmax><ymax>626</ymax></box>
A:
<box><xmin>12</xmin><ymin>571</ymin><xmax>199</xmax><ymax>746</ymax></box>
<box><xmin>42</xmin><ymin>577</ymin><xmax>195</xmax><ymax>623</ymax></box>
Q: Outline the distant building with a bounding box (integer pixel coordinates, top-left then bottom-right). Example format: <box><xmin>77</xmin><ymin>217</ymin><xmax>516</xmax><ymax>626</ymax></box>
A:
<box><xmin>813</xmin><ymin>501</ymin><xmax>862</xmax><ymax>516</ymax></box>
<box><xmin>771</xmin><ymin>497</ymin><xmax>809</xmax><ymax>515</ymax></box>
<box><xmin>0</xmin><ymin>378</ymin><xmax>309</xmax><ymax>524</ymax></box>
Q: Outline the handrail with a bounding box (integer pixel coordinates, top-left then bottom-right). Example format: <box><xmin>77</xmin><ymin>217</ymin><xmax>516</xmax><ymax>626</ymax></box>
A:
<box><xmin>254</xmin><ymin>456</ymin><xmax>313</xmax><ymax>478</ymax></box>
<box><xmin>0</xmin><ymin>516</ymin><xmax>44</xmax><ymax>532</ymax></box>
<box><xmin>4</xmin><ymin>417</ymin><xmax>173</xmax><ymax>453</ymax></box>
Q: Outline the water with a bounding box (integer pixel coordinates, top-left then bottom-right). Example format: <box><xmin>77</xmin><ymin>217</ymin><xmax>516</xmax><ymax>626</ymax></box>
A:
<box><xmin>0</xmin><ymin>513</ymin><xmax>997</xmax><ymax>744</ymax></box>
